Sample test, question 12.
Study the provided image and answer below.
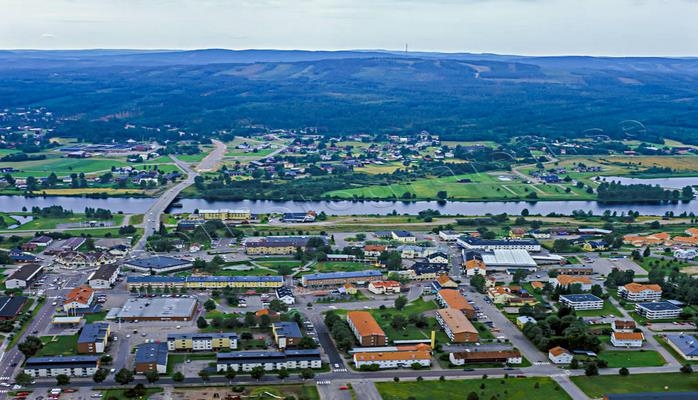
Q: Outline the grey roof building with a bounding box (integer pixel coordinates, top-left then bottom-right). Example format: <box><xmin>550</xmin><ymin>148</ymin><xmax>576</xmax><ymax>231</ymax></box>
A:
<box><xmin>124</xmin><ymin>256</ymin><xmax>193</xmax><ymax>273</ymax></box>
<box><xmin>134</xmin><ymin>342</ymin><xmax>168</xmax><ymax>374</ymax></box>
<box><xmin>0</xmin><ymin>296</ymin><xmax>28</xmax><ymax>320</ymax></box>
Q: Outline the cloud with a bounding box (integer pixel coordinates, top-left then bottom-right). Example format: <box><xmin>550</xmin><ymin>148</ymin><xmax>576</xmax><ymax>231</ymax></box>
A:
<box><xmin>40</xmin><ymin>33</ymin><xmax>55</xmax><ymax>38</ymax></box>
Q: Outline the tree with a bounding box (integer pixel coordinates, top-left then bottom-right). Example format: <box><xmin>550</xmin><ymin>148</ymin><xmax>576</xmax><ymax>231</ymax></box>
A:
<box><xmin>512</xmin><ymin>269</ymin><xmax>528</xmax><ymax>283</ymax></box>
<box><xmin>198</xmin><ymin>369</ymin><xmax>210</xmax><ymax>381</ymax></box>
<box><xmin>681</xmin><ymin>364</ymin><xmax>693</xmax><ymax>374</ymax></box>
<box><xmin>250</xmin><ymin>365</ymin><xmax>265</xmax><ymax>380</ymax></box>
<box><xmin>619</xmin><ymin>367</ymin><xmax>629</xmax><ymax>376</ymax></box>
<box><xmin>172</xmin><ymin>371</ymin><xmax>185</xmax><ymax>382</ymax></box>
<box><xmin>269</xmin><ymin>299</ymin><xmax>289</xmax><ymax>312</ymax></box>
<box><xmin>18</xmin><ymin>336</ymin><xmax>43</xmax><ymax>358</ymax></box>
<box><xmin>391</xmin><ymin>315</ymin><xmax>408</xmax><ymax>330</ymax></box>
<box><xmin>298</xmin><ymin>336</ymin><xmax>318</xmax><ymax>349</ymax></box>
<box><xmin>244</xmin><ymin>312</ymin><xmax>257</xmax><ymax>327</ymax></box>
<box><xmin>277</xmin><ymin>367</ymin><xmax>290</xmax><ymax>380</ymax></box>
<box><xmin>204</xmin><ymin>299</ymin><xmax>217</xmax><ymax>312</ymax></box>
<box><xmin>467</xmin><ymin>393</ymin><xmax>479</xmax><ymax>400</ymax></box>
<box><xmin>197</xmin><ymin>316</ymin><xmax>209</xmax><ymax>329</ymax></box>
<box><xmin>300</xmin><ymin>368</ymin><xmax>315</xmax><ymax>380</ymax></box>
<box><xmin>115</xmin><ymin>368</ymin><xmax>134</xmax><ymax>385</ymax></box>
<box><xmin>145</xmin><ymin>370</ymin><xmax>160</xmax><ymax>383</ymax></box>
<box><xmin>394</xmin><ymin>295</ymin><xmax>407</xmax><ymax>311</ymax></box>
<box><xmin>93</xmin><ymin>368</ymin><xmax>108</xmax><ymax>383</ymax></box>
<box><xmin>643</xmin><ymin>247</ymin><xmax>651</xmax><ymax>258</ymax></box>
<box><xmin>225</xmin><ymin>367</ymin><xmax>237</xmax><ymax>383</ymax></box>
<box><xmin>470</xmin><ymin>274</ymin><xmax>486</xmax><ymax>293</ymax></box>
<box><xmin>56</xmin><ymin>374</ymin><xmax>70</xmax><ymax>385</ymax></box>
<box><xmin>14</xmin><ymin>372</ymin><xmax>33</xmax><ymax>386</ymax></box>
<box><xmin>259</xmin><ymin>314</ymin><xmax>271</xmax><ymax>329</ymax></box>
<box><xmin>100</xmin><ymin>354</ymin><xmax>113</xmax><ymax>364</ymax></box>
<box><xmin>590</xmin><ymin>284</ymin><xmax>604</xmax><ymax>298</ymax></box>
<box><xmin>585</xmin><ymin>363</ymin><xmax>599</xmax><ymax>376</ymax></box>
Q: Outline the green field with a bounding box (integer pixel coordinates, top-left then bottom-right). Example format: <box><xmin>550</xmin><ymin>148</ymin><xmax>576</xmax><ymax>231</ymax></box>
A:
<box><xmin>376</xmin><ymin>377</ymin><xmax>571</xmax><ymax>400</ymax></box>
<box><xmin>3</xmin><ymin>156</ymin><xmax>130</xmax><ymax>178</ymax></box>
<box><xmin>166</xmin><ymin>352</ymin><xmax>217</xmax><ymax>374</ymax></box>
<box><xmin>573</xmin><ymin>300</ymin><xmax>622</xmax><ymax>317</ymax></box>
<box><xmin>323</xmin><ymin>172</ymin><xmax>593</xmax><ymax>201</ymax></box>
<box><xmin>571</xmin><ymin>373</ymin><xmax>698</xmax><ymax>398</ymax></box>
<box><xmin>37</xmin><ymin>334</ymin><xmax>78</xmax><ymax>356</ymax></box>
<box><xmin>84</xmin><ymin>311</ymin><xmax>107</xmax><ymax>323</ymax></box>
<box><xmin>584</xmin><ymin>350</ymin><xmax>666</xmax><ymax>368</ymax></box>
<box><xmin>10</xmin><ymin>214</ymin><xmax>125</xmax><ymax>231</ymax></box>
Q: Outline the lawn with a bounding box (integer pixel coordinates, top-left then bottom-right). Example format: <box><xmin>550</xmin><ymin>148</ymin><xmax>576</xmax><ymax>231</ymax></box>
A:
<box><xmin>5</xmin><ymin>156</ymin><xmax>130</xmax><ymax>178</ymax></box>
<box><xmin>17</xmin><ymin>214</ymin><xmax>125</xmax><ymax>230</ymax></box>
<box><xmin>368</xmin><ymin>299</ymin><xmax>445</xmax><ymax>343</ymax></box>
<box><xmin>571</xmin><ymin>373</ymin><xmax>698</xmax><ymax>398</ymax></box>
<box><xmin>166</xmin><ymin>353</ymin><xmax>217</xmax><ymax>374</ymax></box>
<box><xmin>84</xmin><ymin>311</ymin><xmax>107</xmax><ymax>323</ymax></box>
<box><xmin>574</xmin><ymin>300</ymin><xmax>622</xmax><ymax>317</ymax></box>
<box><xmin>596</xmin><ymin>350</ymin><xmax>665</xmax><ymax>368</ymax></box>
<box><xmin>313</xmin><ymin>261</ymin><xmax>374</xmax><ymax>274</ymax></box>
<box><xmin>102</xmin><ymin>388</ymin><xmax>163</xmax><ymax>400</ymax></box>
<box><xmin>37</xmin><ymin>334</ymin><xmax>78</xmax><ymax>356</ymax></box>
<box><xmin>376</xmin><ymin>377</ymin><xmax>571</xmax><ymax>400</ymax></box>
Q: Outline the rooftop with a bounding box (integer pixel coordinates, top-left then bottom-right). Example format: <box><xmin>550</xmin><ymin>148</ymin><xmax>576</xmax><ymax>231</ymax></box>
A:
<box><xmin>134</xmin><ymin>342</ymin><xmax>168</xmax><ymax>365</ymax></box>
<box><xmin>437</xmin><ymin>290</ymin><xmax>473</xmax><ymax>311</ymax></box>
<box><xmin>354</xmin><ymin>350</ymin><xmax>430</xmax><ymax>362</ymax></box>
<box><xmin>612</xmin><ymin>332</ymin><xmax>644</xmax><ymax>341</ymax></box>
<box><xmin>0</xmin><ymin>296</ymin><xmax>27</xmax><ymax>318</ymax></box>
<box><xmin>623</xmin><ymin>282</ymin><xmax>662</xmax><ymax>293</ymax></box>
<box><xmin>666</xmin><ymin>334</ymin><xmax>698</xmax><ymax>357</ymax></box>
<box><xmin>116</xmin><ymin>297</ymin><xmax>197</xmax><ymax>319</ymax></box>
<box><xmin>347</xmin><ymin>311</ymin><xmax>385</xmax><ymax>338</ymax></box>
<box><xmin>89</xmin><ymin>264</ymin><xmax>119</xmax><ymax>281</ymax></box>
<box><xmin>559</xmin><ymin>294</ymin><xmax>602</xmax><ymax>303</ymax></box>
<box><xmin>6</xmin><ymin>264</ymin><xmax>43</xmax><ymax>282</ymax></box>
<box><xmin>273</xmin><ymin>321</ymin><xmax>303</xmax><ymax>338</ymax></box>
<box><xmin>77</xmin><ymin>323</ymin><xmax>109</xmax><ymax>344</ymax></box>
<box><xmin>436</xmin><ymin>308</ymin><xmax>477</xmax><ymax>334</ymax></box>
<box><xmin>636</xmin><ymin>301</ymin><xmax>681</xmax><ymax>311</ymax></box>
<box><xmin>303</xmin><ymin>270</ymin><xmax>382</xmax><ymax>281</ymax></box>
<box><xmin>125</xmin><ymin>256</ymin><xmax>191</xmax><ymax>270</ymax></box>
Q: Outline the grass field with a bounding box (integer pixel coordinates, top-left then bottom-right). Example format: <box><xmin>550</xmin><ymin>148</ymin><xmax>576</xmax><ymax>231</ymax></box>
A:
<box><xmin>84</xmin><ymin>311</ymin><xmax>107</xmax><ymax>323</ymax></box>
<box><xmin>571</xmin><ymin>373</ymin><xmax>698</xmax><ymax>398</ymax></box>
<box><xmin>14</xmin><ymin>214</ymin><xmax>125</xmax><ymax>231</ymax></box>
<box><xmin>313</xmin><ymin>261</ymin><xmax>374</xmax><ymax>274</ymax></box>
<box><xmin>593</xmin><ymin>350</ymin><xmax>665</xmax><ymax>368</ymax></box>
<box><xmin>376</xmin><ymin>377</ymin><xmax>570</xmax><ymax>400</ymax></box>
<box><xmin>166</xmin><ymin>352</ymin><xmax>216</xmax><ymax>374</ymax></box>
<box><xmin>323</xmin><ymin>171</ymin><xmax>593</xmax><ymax>201</ymax></box>
<box><xmin>368</xmin><ymin>299</ymin><xmax>445</xmax><ymax>342</ymax></box>
<box><xmin>3</xmin><ymin>156</ymin><xmax>130</xmax><ymax>178</ymax></box>
<box><xmin>37</xmin><ymin>334</ymin><xmax>78</xmax><ymax>356</ymax></box>
<box><xmin>574</xmin><ymin>300</ymin><xmax>622</xmax><ymax>317</ymax></box>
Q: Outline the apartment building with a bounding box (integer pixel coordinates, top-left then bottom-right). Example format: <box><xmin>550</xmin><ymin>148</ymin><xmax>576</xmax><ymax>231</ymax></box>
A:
<box><xmin>167</xmin><ymin>333</ymin><xmax>239</xmax><ymax>352</ymax></box>
<box><xmin>272</xmin><ymin>322</ymin><xmax>303</xmax><ymax>349</ymax></box>
<box><xmin>618</xmin><ymin>283</ymin><xmax>662</xmax><ymax>302</ymax></box>
<box><xmin>77</xmin><ymin>323</ymin><xmax>110</xmax><ymax>354</ymax></box>
<box><xmin>301</xmin><ymin>270</ymin><xmax>383</xmax><ymax>287</ymax></box>
<box><xmin>635</xmin><ymin>301</ymin><xmax>681</xmax><ymax>320</ymax></box>
<box><xmin>449</xmin><ymin>350</ymin><xmax>522</xmax><ymax>366</ymax></box>
<box><xmin>216</xmin><ymin>349</ymin><xmax>322</xmax><ymax>372</ymax></box>
<box><xmin>134</xmin><ymin>342</ymin><xmax>168</xmax><ymax>374</ymax></box>
<box><xmin>559</xmin><ymin>294</ymin><xmax>603</xmax><ymax>311</ymax></box>
<box><xmin>436</xmin><ymin>289</ymin><xmax>475</xmax><ymax>318</ymax></box>
<box><xmin>353</xmin><ymin>350</ymin><xmax>431</xmax><ymax>369</ymax></box>
<box><xmin>24</xmin><ymin>356</ymin><xmax>100</xmax><ymax>377</ymax></box>
<box><xmin>435</xmin><ymin>308</ymin><xmax>478</xmax><ymax>343</ymax></box>
<box><xmin>347</xmin><ymin>311</ymin><xmax>387</xmax><ymax>347</ymax></box>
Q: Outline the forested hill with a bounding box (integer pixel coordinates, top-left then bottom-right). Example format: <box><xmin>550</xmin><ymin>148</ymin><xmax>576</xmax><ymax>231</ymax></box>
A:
<box><xmin>1</xmin><ymin>49</ymin><xmax>697</xmax><ymax>143</ymax></box>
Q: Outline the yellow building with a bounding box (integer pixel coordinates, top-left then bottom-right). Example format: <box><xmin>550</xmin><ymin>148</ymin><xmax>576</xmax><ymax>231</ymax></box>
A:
<box><xmin>191</xmin><ymin>209</ymin><xmax>251</xmax><ymax>221</ymax></box>
<box><xmin>167</xmin><ymin>333</ymin><xmax>238</xmax><ymax>351</ymax></box>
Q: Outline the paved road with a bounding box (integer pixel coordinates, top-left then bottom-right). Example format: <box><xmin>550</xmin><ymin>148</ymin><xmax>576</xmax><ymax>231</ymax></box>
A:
<box><xmin>196</xmin><ymin>139</ymin><xmax>226</xmax><ymax>172</ymax></box>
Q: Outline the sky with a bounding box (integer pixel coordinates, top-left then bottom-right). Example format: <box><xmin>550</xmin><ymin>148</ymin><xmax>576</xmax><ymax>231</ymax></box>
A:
<box><xmin>1</xmin><ymin>0</ymin><xmax>697</xmax><ymax>56</ymax></box>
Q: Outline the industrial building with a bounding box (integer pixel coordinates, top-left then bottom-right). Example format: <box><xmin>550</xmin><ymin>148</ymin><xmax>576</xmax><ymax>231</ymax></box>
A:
<box><xmin>114</xmin><ymin>297</ymin><xmax>197</xmax><ymax>321</ymax></box>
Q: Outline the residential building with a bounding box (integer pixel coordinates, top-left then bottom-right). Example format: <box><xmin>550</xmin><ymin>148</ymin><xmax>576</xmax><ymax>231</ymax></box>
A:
<box><xmin>436</xmin><ymin>289</ymin><xmax>475</xmax><ymax>318</ymax></box>
<box><xmin>124</xmin><ymin>256</ymin><xmax>193</xmax><ymax>273</ymax></box>
<box><xmin>87</xmin><ymin>264</ymin><xmax>120</xmax><ymax>289</ymax></box>
<box><xmin>127</xmin><ymin>275</ymin><xmax>284</xmax><ymax>290</ymax></box>
<box><xmin>406</xmin><ymin>262</ymin><xmax>450</xmax><ymax>280</ymax></box>
<box><xmin>618</xmin><ymin>283</ymin><xmax>662</xmax><ymax>302</ymax></box>
<box><xmin>244</xmin><ymin>236</ymin><xmax>327</xmax><ymax>255</ymax></box>
<box><xmin>435</xmin><ymin>308</ymin><xmax>478</xmax><ymax>343</ymax></box>
<box><xmin>487</xmin><ymin>286</ymin><xmax>515</xmax><ymax>304</ymax></box>
<box><xmin>347</xmin><ymin>311</ymin><xmax>387</xmax><ymax>347</ymax></box>
<box><xmin>464</xmin><ymin>258</ymin><xmax>486</xmax><ymax>276</ymax></box>
<box><xmin>367</xmin><ymin>281</ymin><xmax>401</xmax><ymax>295</ymax></box>
<box><xmin>216</xmin><ymin>349</ymin><xmax>322</xmax><ymax>372</ymax></box>
<box><xmin>190</xmin><ymin>209</ymin><xmax>251</xmax><ymax>221</ymax></box>
<box><xmin>426</xmin><ymin>252</ymin><xmax>449</xmax><ymax>265</ymax></box>
<box><xmin>134</xmin><ymin>342</ymin><xmax>168</xmax><ymax>374</ymax></box>
<box><xmin>54</xmin><ymin>251</ymin><xmax>116</xmax><ymax>269</ymax></box>
<box><xmin>623</xmin><ymin>232</ymin><xmax>671</xmax><ymax>247</ymax></box>
<box><xmin>4</xmin><ymin>264</ymin><xmax>43</xmax><ymax>289</ymax></box>
<box><xmin>24</xmin><ymin>356</ymin><xmax>100</xmax><ymax>377</ymax></box>
<box><xmin>665</xmin><ymin>334</ymin><xmax>698</xmax><ymax>360</ymax></box>
<box><xmin>555</xmin><ymin>266</ymin><xmax>594</xmax><ymax>275</ymax></box>
<box><xmin>582</xmin><ymin>241</ymin><xmax>608</xmax><ymax>252</ymax></box>
<box><xmin>275</xmin><ymin>286</ymin><xmax>295</xmax><ymax>305</ymax></box>
<box><xmin>363</xmin><ymin>245</ymin><xmax>386</xmax><ymax>257</ymax></box>
<box><xmin>449</xmin><ymin>350</ymin><xmax>522</xmax><ymax>366</ymax></box>
<box><xmin>77</xmin><ymin>323</ymin><xmax>110</xmax><ymax>354</ymax></box>
<box><xmin>391</xmin><ymin>230</ymin><xmax>416</xmax><ymax>243</ymax></box>
<box><xmin>341</xmin><ymin>284</ymin><xmax>357</xmax><ymax>295</ymax></box>
<box><xmin>0</xmin><ymin>296</ymin><xmax>28</xmax><ymax>320</ymax></box>
<box><xmin>272</xmin><ymin>322</ymin><xmax>303</xmax><ymax>349</ymax></box>
<box><xmin>63</xmin><ymin>285</ymin><xmax>95</xmax><ymax>313</ymax></box>
<box><xmin>548</xmin><ymin>346</ymin><xmax>573</xmax><ymax>364</ymax></box>
<box><xmin>397</xmin><ymin>245</ymin><xmax>424</xmax><ymax>259</ymax></box>
<box><xmin>353</xmin><ymin>350</ymin><xmax>431</xmax><ymax>369</ymax></box>
<box><xmin>559</xmin><ymin>294</ymin><xmax>603</xmax><ymax>311</ymax></box>
<box><xmin>516</xmin><ymin>316</ymin><xmax>537</xmax><ymax>329</ymax></box>
<box><xmin>167</xmin><ymin>333</ymin><xmax>238</xmax><ymax>352</ymax></box>
<box><xmin>552</xmin><ymin>275</ymin><xmax>593</xmax><ymax>291</ymax></box>
<box><xmin>611</xmin><ymin>320</ymin><xmax>637</xmax><ymax>332</ymax></box>
<box><xmin>431</xmin><ymin>274</ymin><xmax>458</xmax><ymax>291</ymax></box>
<box><xmin>457</xmin><ymin>237</ymin><xmax>541</xmax><ymax>252</ymax></box>
<box><xmin>635</xmin><ymin>301</ymin><xmax>681</xmax><ymax>320</ymax></box>
<box><xmin>610</xmin><ymin>332</ymin><xmax>644</xmax><ymax>348</ymax></box>
<box><xmin>301</xmin><ymin>270</ymin><xmax>382</xmax><ymax>287</ymax></box>
<box><xmin>439</xmin><ymin>230</ymin><xmax>461</xmax><ymax>241</ymax></box>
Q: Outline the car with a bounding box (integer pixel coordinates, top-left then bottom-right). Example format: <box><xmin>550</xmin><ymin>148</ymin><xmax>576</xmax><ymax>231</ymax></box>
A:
<box><xmin>91</xmin><ymin>394</ymin><xmax>104</xmax><ymax>398</ymax></box>
<box><xmin>339</xmin><ymin>386</ymin><xmax>349</xmax><ymax>391</ymax></box>
<box><xmin>126</xmin><ymin>334</ymin><xmax>131</xmax><ymax>338</ymax></box>
<box><xmin>463</xmin><ymin>368</ymin><xmax>475</xmax><ymax>371</ymax></box>
<box><xmin>110</xmin><ymin>369</ymin><xmax>115</xmax><ymax>373</ymax></box>
<box><xmin>0</xmin><ymin>383</ymin><xmax>12</xmax><ymax>387</ymax></box>
<box><xmin>334</xmin><ymin>363</ymin><xmax>341</xmax><ymax>368</ymax></box>
<box><xmin>11</xmin><ymin>362</ymin><xmax>18</xmax><ymax>367</ymax></box>
<box><xmin>31</xmin><ymin>330</ymin><xmax>38</xmax><ymax>334</ymax></box>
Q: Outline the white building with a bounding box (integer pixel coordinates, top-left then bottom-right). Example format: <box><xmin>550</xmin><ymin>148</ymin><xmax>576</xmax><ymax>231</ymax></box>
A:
<box><xmin>559</xmin><ymin>294</ymin><xmax>603</xmax><ymax>311</ymax></box>
<box><xmin>439</xmin><ymin>231</ymin><xmax>461</xmax><ymax>241</ymax></box>
<box><xmin>635</xmin><ymin>301</ymin><xmax>681</xmax><ymax>320</ymax></box>
<box><xmin>24</xmin><ymin>356</ymin><xmax>100</xmax><ymax>377</ymax></box>
<box><xmin>368</xmin><ymin>281</ymin><xmax>401</xmax><ymax>295</ymax></box>
<box><xmin>618</xmin><ymin>283</ymin><xmax>662</xmax><ymax>302</ymax></box>
<box><xmin>87</xmin><ymin>264</ymin><xmax>120</xmax><ymax>289</ymax></box>
<box><xmin>610</xmin><ymin>332</ymin><xmax>644</xmax><ymax>348</ymax></box>
<box><xmin>216</xmin><ymin>350</ymin><xmax>322</xmax><ymax>372</ymax></box>
<box><xmin>275</xmin><ymin>286</ymin><xmax>295</xmax><ymax>305</ymax></box>
<box><xmin>4</xmin><ymin>264</ymin><xmax>43</xmax><ymax>290</ymax></box>
<box><xmin>551</xmin><ymin>275</ymin><xmax>593</xmax><ymax>291</ymax></box>
<box><xmin>456</xmin><ymin>237</ymin><xmax>541</xmax><ymax>252</ymax></box>
<box><xmin>548</xmin><ymin>347</ymin><xmax>573</xmax><ymax>364</ymax></box>
<box><xmin>353</xmin><ymin>351</ymin><xmax>431</xmax><ymax>369</ymax></box>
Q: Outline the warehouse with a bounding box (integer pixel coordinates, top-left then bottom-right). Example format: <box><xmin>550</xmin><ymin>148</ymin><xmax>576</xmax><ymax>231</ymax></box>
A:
<box><xmin>115</xmin><ymin>297</ymin><xmax>197</xmax><ymax>321</ymax></box>
<box><xmin>124</xmin><ymin>256</ymin><xmax>193</xmax><ymax>273</ymax></box>
<box><xmin>0</xmin><ymin>296</ymin><xmax>28</xmax><ymax>320</ymax></box>
<box><xmin>471</xmin><ymin>249</ymin><xmax>538</xmax><ymax>271</ymax></box>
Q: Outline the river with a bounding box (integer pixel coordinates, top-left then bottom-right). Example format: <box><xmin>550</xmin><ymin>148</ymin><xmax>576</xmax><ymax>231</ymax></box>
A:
<box><xmin>1</xmin><ymin>195</ymin><xmax>698</xmax><ymax>217</ymax></box>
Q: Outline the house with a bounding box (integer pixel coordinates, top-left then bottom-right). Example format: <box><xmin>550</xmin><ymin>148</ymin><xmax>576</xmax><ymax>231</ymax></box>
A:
<box><xmin>367</xmin><ymin>281</ymin><xmax>401</xmax><ymax>295</ymax></box>
<box><xmin>464</xmin><ymin>258</ymin><xmax>486</xmax><ymax>276</ymax></box>
<box><xmin>0</xmin><ymin>296</ymin><xmax>28</xmax><ymax>320</ymax></box>
<box><xmin>87</xmin><ymin>264</ymin><xmax>120</xmax><ymax>289</ymax></box>
<box><xmin>426</xmin><ymin>252</ymin><xmax>449</xmax><ymax>266</ymax></box>
<box><xmin>665</xmin><ymin>334</ymin><xmax>698</xmax><ymax>360</ymax></box>
<box><xmin>63</xmin><ymin>285</ymin><xmax>95</xmax><ymax>313</ymax></box>
<box><xmin>391</xmin><ymin>230</ymin><xmax>416</xmax><ymax>243</ymax></box>
<box><xmin>611</xmin><ymin>331</ymin><xmax>644</xmax><ymax>348</ymax></box>
<box><xmin>635</xmin><ymin>301</ymin><xmax>681</xmax><ymax>320</ymax></box>
<box><xmin>4</xmin><ymin>264</ymin><xmax>43</xmax><ymax>289</ymax></box>
<box><xmin>341</xmin><ymin>283</ymin><xmax>357</xmax><ymax>295</ymax></box>
<box><xmin>77</xmin><ymin>323</ymin><xmax>110</xmax><ymax>354</ymax></box>
<box><xmin>509</xmin><ymin>228</ymin><xmax>527</xmax><ymax>238</ymax></box>
<box><xmin>623</xmin><ymin>232</ymin><xmax>671</xmax><ymax>247</ymax></box>
<box><xmin>559</xmin><ymin>294</ymin><xmax>603</xmax><ymax>311</ymax></box>
<box><xmin>449</xmin><ymin>350</ymin><xmax>522</xmax><ymax>366</ymax></box>
<box><xmin>548</xmin><ymin>346</ymin><xmax>573</xmax><ymax>364</ymax></box>
<box><xmin>436</xmin><ymin>289</ymin><xmax>475</xmax><ymax>318</ymax></box>
<box><xmin>436</xmin><ymin>308</ymin><xmax>478</xmax><ymax>343</ymax></box>
<box><xmin>432</xmin><ymin>274</ymin><xmax>458</xmax><ymax>291</ymax></box>
<box><xmin>353</xmin><ymin>350</ymin><xmax>431</xmax><ymax>369</ymax></box>
<box><xmin>272</xmin><ymin>321</ymin><xmax>303</xmax><ymax>349</ymax></box>
<box><xmin>275</xmin><ymin>286</ymin><xmax>295</xmax><ymax>305</ymax></box>
<box><xmin>134</xmin><ymin>342</ymin><xmax>168</xmax><ymax>374</ymax></box>
<box><xmin>397</xmin><ymin>245</ymin><xmax>424</xmax><ymax>259</ymax></box>
<box><xmin>439</xmin><ymin>230</ymin><xmax>461</xmax><ymax>241</ymax></box>
<box><xmin>27</xmin><ymin>235</ymin><xmax>53</xmax><ymax>248</ymax></box>
<box><xmin>487</xmin><ymin>286</ymin><xmax>515</xmax><ymax>304</ymax></box>
<box><xmin>363</xmin><ymin>245</ymin><xmax>386</xmax><ymax>257</ymax></box>
<box><xmin>582</xmin><ymin>241</ymin><xmax>608</xmax><ymax>252</ymax></box>
<box><xmin>301</xmin><ymin>270</ymin><xmax>382</xmax><ymax>287</ymax></box>
<box><xmin>516</xmin><ymin>316</ymin><xmax>537</xmax><ymax>329</ymax></box>
<box><xmin>167</xmin><ymin>333</ymin><xmax>239</xmax><ymax>351</ymax></box>
<box><xmin>551</xmin><ymin>275</ymin><xmax>593</xmax><ymax>291</ymax></box>
<box><xmin>347</xmin><ymin>311</ymin><xmax>387</xmax><ymax>347</ymax></box>
<box><xmin>611</xmin><ymin>320</ymin><xmax>637</xmax><ymax>332</ymax></box>
<box><xmin>24</xmin><ymin>356</ymin><xmax>100</xmax><ymax>377</ymax></box>
<box><xmin>618</xmin><ymin>283</ymin><xmax>662</xmax><ymax>302</ymax></box>
<box><xmin>216</xmin><ymin>349</ymin><xmax>322</xmax><ymax>372</ymax></box>
<box><xmin>531</xmin><ymin>281</ymin><xmax>545</xmax><ymax>290</ymax></box>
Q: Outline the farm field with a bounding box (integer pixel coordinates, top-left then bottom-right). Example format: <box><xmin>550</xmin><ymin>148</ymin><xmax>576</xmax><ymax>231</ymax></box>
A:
<box><xmin>324</xmin><ymin>172</ymin><xmax>593</xmax><ymax>201</ymax></box>
<box><xmin>571</xmin><ymin>373</ymin><xmax>698</xmax><ymax>398</ymax></box>
<box><xmin>376</xmin><ymin>377</ymin><xmax>571</xmax><ymax>400</ymax></box>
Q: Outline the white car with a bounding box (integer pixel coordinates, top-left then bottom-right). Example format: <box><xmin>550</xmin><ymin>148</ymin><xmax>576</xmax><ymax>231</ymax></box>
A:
<box><xmin>0</xmin><ymin>383</ymin><xmax>11</xmax><ymax>387</ymax></box>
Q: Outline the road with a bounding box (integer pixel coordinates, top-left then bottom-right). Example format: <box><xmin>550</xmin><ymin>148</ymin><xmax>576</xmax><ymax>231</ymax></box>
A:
<box><xmin>133</xmin><ymin>140</ymin><xmax>227</xmax><ymax>252</ymax></box>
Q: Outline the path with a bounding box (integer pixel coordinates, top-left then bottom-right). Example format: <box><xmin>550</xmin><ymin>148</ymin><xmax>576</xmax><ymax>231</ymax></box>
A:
<box><xmin>196</xmin><ymin>139</ymin><xmax>227</xmax><ymax>172</ymax></box>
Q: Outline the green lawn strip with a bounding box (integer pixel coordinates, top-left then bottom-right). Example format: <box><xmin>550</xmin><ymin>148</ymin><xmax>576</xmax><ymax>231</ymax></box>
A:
<box><xmin>102</xmin><ymin>388</ymin><xmax>163</xmax><ymax>400</ymax></box>
<box><xmin>376</xmin><ymin>377</ymin><xmax>571</xmax><ymax>400</ymax></box>
<box><xmin>166</xmin><ymin>353</ymin><xmax>217</xmax><ymax>374</ymax></box>
<box><xmin>571</xmin><ymin>373</ymin><xmax>698</xmax><ymax>398</ymax></box>
<box><xmin>473</xmin><ymin>321</ymin><xmax>495</xmax><ymax>340</ymax></box>
<box><xmin>84</xmin><ymin>311</ymin><xmax>107</xmax><ymax>323</ymax></box>
<box><xmin>593</xmin><ymin>350</ymin><xmax>665</xmax><ymax>368</ymax></box>
<box><xmin>37</xmin><ymin>334</ymin><xmax>79</xmax><ymax>356</ymax></box>
<box><xmin>574</xmin><ymin>300</ymin><xmax>622</xmax><ymax>317</ymax></box>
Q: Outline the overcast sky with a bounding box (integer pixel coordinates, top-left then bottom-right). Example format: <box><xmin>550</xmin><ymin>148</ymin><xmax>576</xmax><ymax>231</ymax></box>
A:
<box><xmin>1</xmin><ymin>0</ymin><xmax>697</xmax><ymax>56</ymax></box>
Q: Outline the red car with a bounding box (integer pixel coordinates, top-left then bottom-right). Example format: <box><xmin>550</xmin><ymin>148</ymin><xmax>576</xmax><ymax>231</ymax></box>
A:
<box><xmin>339</xmin><ymin>386</ymin><xmax>349</xmax><ymax>391</ymax></box>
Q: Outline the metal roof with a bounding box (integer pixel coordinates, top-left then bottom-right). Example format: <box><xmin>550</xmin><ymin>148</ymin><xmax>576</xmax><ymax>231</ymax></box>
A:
<box><xmin>134</xmin><ymin>342</ymin><xmax>168</xmax><ymax>366</ymax></box>
<box><xmin>302</xmin><ymin>270</ymin><xmax>382</xmax><ymax>281</ymax></box>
